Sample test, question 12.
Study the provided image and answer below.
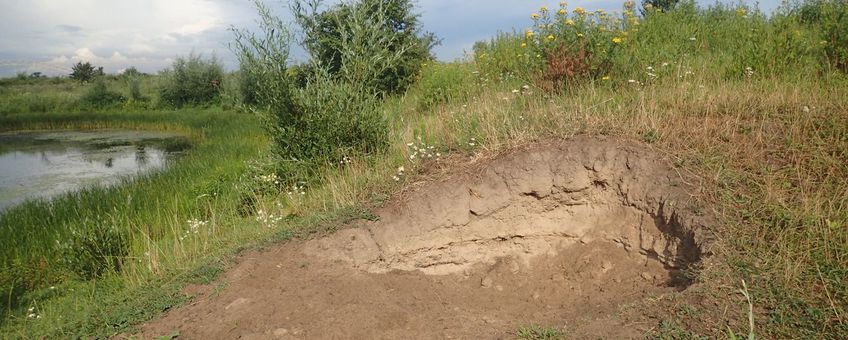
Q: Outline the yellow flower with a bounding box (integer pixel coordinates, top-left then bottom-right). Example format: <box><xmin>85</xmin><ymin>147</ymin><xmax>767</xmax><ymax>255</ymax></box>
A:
<box><xmin>736</xmin><ymin>8</ymin><xmax>747</xmax><ymax>16</ymax></box>
<box><xmin>525</xmin><ymin>30</ymin><xmax>535</xmax><ymax>38</ymax></box>
<box><xmin>531</xmin><ymin>13</ymin><xmax>540</xmax><ymax>19</ymax></box>
<box><xmin>565</xmin><ymin>19</ymin><xmax>575</xmax><ymax>26</ymax></box>
<box><xmin>645</xmin><ymin>3</ymin><xmax>654</xmax><ymax>10</ymax></box>
<box><xmin>602</xmin><ymin>75</ymin><xmax>611</xmax><ymax>80</ymax></box>
<box><xmin>612</xmin><ymin>37</ymin><xmax>623</xmax><ymax>44</ymax></box>
<box><xmin>577</xmin><ymin>33</ymin><xmax>584</xmax><ymax>37</ymax></box>
<box><xmin>574</xmin><ymin>7</ymin><xmax>585</xmax><ymax>15</ymax></box>
<box><xmin>521</xmin><ymin>42</ymin><xmax>527</xmax><ymax>48</ymax></box>
<box><xmin>624</xmin><ymin>1</ymin><xmax>635</xmax><ymax>10</ymax></box>
<box><xmin>540</xmin><ymin>6</ymin><xmax>548</xmax><ymax>12</ymax></box>
<box><xmin>558</xmin><ymin>9</ymin><xmax>566</xmax><ymax>15</ymax></box>
<box><xmin>546</xmin><ymin>34</ymin><xmax>555</xmax><ymax>41</ymax></box>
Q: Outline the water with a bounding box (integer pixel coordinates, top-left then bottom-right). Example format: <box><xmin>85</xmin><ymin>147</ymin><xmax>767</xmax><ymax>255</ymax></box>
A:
<box><xmin>0</xmin><ymin>130</ymin><xmax>186</xmax><ymax>211</ymax></box>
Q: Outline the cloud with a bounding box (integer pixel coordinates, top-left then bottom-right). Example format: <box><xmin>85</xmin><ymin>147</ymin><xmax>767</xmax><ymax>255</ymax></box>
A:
<box><xmin>56</xmin><ymin>24</ymin><xmax>83</xmax><ymax>33</ymax></box>
<box><xmin>0</xmin><ymin>0</ymin><xmax>253</xmax><ymax>76</ymax></box>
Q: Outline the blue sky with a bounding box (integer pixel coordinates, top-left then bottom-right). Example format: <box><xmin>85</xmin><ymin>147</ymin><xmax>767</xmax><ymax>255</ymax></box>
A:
<box><xmin>0</xmin><ymin>0</ymin><xmax>781</xmax><ymax>77</ymax></box>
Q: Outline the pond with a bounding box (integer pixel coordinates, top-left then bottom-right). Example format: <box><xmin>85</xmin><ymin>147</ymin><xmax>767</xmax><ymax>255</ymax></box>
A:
<box><xmin>0</xmin><ymin>130</ymin><xmax>188</xmax><ymax>212</ymax></box>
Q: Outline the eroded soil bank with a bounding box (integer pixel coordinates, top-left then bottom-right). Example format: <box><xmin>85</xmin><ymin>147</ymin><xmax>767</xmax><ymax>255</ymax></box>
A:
<box><xmin>140</xmin><ymin>136</ymin><xmax>713</xmax><ymax>339</ymax></box>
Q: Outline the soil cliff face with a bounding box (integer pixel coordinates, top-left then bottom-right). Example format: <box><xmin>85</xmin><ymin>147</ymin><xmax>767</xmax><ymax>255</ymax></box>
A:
<box><xmin>307</xmin><ymin>136</ymin><xmax>710</xmax><ymax>278</ymax></box>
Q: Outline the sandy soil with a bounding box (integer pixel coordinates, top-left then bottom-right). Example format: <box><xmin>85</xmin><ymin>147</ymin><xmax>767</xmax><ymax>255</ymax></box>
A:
<box><xmin>139</xmin><ymin>136</ymin><xmax>713</xmax><ymax>339</ymax></box>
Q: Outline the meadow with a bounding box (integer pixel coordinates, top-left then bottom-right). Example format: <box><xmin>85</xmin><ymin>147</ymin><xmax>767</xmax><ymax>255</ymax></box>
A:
<box><xmin>1</xmin><ymin>0</ymin><xmax>846</xmax><ymax>338</ymax></box>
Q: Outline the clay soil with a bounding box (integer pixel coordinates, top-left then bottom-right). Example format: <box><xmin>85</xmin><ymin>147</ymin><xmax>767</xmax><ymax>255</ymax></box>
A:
<box><xmin>140</xmin><ymin>136</ymin><xmax>713</xmax><ymax>339</ymax></box>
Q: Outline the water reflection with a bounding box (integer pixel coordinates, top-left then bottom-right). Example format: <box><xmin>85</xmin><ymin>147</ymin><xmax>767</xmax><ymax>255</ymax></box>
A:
<box><xmin>0</xmin><ymin>130</ymin><xmax>185</xmax><ymax>212</ymax></box>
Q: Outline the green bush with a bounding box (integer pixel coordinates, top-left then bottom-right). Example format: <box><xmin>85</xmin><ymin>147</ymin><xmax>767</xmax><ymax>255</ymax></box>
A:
<box><xmin>235</xmin><ymin>0</ymin><xmax>424</xmax><ymax>178</ymax></box>
<box><xmin>293</xmin><ymin>0</ymin><xmax>437</xmax><ymax>95</ymax></box>
<box><xmin>80</xmin><ymin>79</ymin><xmax>125</xmax><ymax>108</ymax></box>
<box><xmin>57</xmin><ymin>222</ymin><xmax>129</xmax><ymax>279</ymax></box>
<box><xmin>795</xmin><ymin>0</ymin><xmax>848</xmax><ymax>72</ymax></box>
<box><xmin>70</xmin><ymin>61</ymin><xmax>104</xmax><ymax>83</ymax></box>
<box><xmin>159</xmin><ymin>54</ymin><xmax>224</xmax><ymax>107</ymax></box>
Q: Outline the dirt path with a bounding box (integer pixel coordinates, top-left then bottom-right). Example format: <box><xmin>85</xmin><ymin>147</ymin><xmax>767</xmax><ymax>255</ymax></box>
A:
<box><xmin>140</xmin><ymin>137</ymin><xmax>712</xmax><ymax>339</ymax></box>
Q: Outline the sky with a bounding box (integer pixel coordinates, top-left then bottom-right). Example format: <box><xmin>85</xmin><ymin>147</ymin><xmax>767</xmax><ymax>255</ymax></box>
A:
<box><xmin>0</xmin><ymin>0</ymin><xmax>781</xmax><ymax>77</ymax></box>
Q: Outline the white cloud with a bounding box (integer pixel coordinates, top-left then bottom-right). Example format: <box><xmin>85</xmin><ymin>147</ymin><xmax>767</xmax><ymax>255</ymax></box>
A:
<box><xmin>0</xmin><ymin>0</ymin><xmax>253</xmax><ymax>75</ymax></box>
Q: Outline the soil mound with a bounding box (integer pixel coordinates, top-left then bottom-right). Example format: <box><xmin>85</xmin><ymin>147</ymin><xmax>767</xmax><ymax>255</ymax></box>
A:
<box><xmin>140</xmin><ymin>136</ymin><xmax>712</xmax><ymax>339</ymax></box>
<box><xmin>307</xmin><ymin>136</ymin><xmax>709</xmax><ymax>280</ymax></box>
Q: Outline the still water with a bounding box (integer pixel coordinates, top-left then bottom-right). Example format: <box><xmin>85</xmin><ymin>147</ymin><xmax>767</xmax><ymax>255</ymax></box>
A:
<box><xmin>0</xmin><ymin>130</ymin><xmax>185</xmax><ymax>211</ymax></box>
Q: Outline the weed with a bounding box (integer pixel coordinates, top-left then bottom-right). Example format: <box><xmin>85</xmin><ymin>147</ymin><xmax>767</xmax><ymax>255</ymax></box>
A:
<box><xmin>516</xmin><ymin>325</ymin><xmax>566</xmax><ymax>339</ymax></box>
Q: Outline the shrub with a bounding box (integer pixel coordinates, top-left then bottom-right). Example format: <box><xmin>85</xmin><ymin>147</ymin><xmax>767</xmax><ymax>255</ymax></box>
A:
<box><xmin>795</xmin><ymin>0</ymin><xmax>848</xmax><ymax>72</ymax></box>
<box><xmin>292</xmin><ymin>0</ymin><xmax>438</xmax><ymax>95</ymax></box>
<box><xmin>70</xmin><ymin>61</ymin><xmax>104</xmax><ymax>83</ymax></box>
<box><xmin>81</xmin><ymin>79</ymin><xmax>126</xmax><ymax>108</ymax></box>
<box><xmin>121</xmin><ymin>66</ymin><xmax>144</xmax><ymax>77</ymax></box>
<box><xmin>234</xmin><ymin>0</ymin><xmax>423</xmax><ymax>178</ymax></box>
<box><xmin>159</xmin><ymin>54</ymin><xmax>224</xmax><ymax>107</ymax></box>
<box><xmin>531</xmin><ymin>2</ymin><xmax>632</xmax><ymax>77</ymax></box>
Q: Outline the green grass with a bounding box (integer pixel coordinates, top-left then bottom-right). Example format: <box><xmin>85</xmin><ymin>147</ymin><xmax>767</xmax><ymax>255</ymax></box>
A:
<box><xmin>516</xmin><ymin>325</ymin><xmax>566</xmax><ymax>339</ymax></box>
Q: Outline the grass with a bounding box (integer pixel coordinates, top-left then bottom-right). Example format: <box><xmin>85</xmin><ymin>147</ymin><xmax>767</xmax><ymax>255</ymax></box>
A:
<box><xmin>1</xmin><ymin>0</ymin><xmax>846</xmax><ymax>338</ymax></box>
<box><xmin>516</xmin><ymin>325</ymin><xmax>566</xmax><ymax>339</ymax></box>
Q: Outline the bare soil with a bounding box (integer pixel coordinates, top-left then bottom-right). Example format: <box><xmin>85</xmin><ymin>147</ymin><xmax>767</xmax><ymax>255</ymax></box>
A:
<box><xmin>139</xmin><ymin>136</ymin><xmax>713</xmax><ymax>339</ymax></box>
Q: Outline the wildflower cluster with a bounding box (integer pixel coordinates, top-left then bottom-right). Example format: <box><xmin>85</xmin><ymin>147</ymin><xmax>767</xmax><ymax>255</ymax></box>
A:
<box><xmin>392</xmin><ymin>166</ymin><xmax>405</xmax><ymax>181</ymax></box>
<box><xmin>339</xmin><ymin>156</ymin><xmax>353</xmax><ymax>166</ymax></box>
<box><xmin>406</xmin><ymin>137</ymin><xmax>440</xmax><ymax>161</ymax></box>
<box><xmin>180</xmin><ymin>219</ymin><xmax>208</xmax><ymax>241</ymax></box>
<box><xmin>257</xmin><ymin>173</ymin><xmax>280</xmax><ymax>185</ymax></box>
<box><xmin>27</xmin><ymin>306</ymin><xmax>41</xmax><ymax>319</ymax></box>
<box><xmin>519</xmin><ymin>1</ymin><xmax>639</xmax><ymax>85</ymax></box>
<box><xmin>511</xmin><ymin>84</ymin><xmax>533</xmax><ymax>96</ymax></box>
<box><xmin>256</xmin><ymin>209</ymin><xmax>284</xmax><ymax>228</ymax></box>
<box><xmin>287</xmin><ymin>183</ymin><xmax>306</xmax><ymax>196</ymax></box>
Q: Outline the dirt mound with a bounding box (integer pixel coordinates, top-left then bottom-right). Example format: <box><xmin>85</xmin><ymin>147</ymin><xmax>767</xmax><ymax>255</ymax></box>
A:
<box><xmin>308</xmin><ymin>136</ymin><xmax>709</xmax><ymax>279</ymax></box>
<box><xmin>140</xmin><ymin>136</ymin><xmax>712</xmax><ymax>339</ymax></box>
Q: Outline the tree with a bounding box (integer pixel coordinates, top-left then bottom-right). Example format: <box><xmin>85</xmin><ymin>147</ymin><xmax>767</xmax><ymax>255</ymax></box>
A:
<box><xmin>292</xmin><ymin>0</ymin><xmax>439</xmax><ymax>94</ymax></box>
<box><xmin>70</xmin><ymin>61</ymin><xmax>103</xmax><ymax>82</ymax></box>
<box><xmin>121</xmin><ymin>66</ymin><xmax>144</xmax><ymax>77</ymax></box>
